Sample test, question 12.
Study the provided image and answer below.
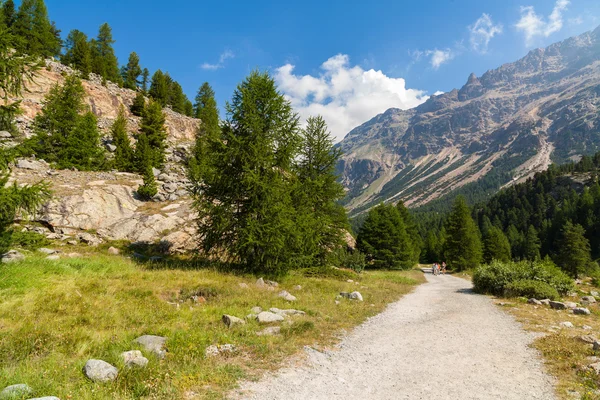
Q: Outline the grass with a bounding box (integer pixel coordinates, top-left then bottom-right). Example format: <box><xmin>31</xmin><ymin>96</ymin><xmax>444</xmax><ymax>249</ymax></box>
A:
<box><xmin>0</xmin><ymin>254</ymin><xmax>424</xmax><ymax>399</ymax></box>
<box><xmin>498</xmin><ymin>282</ymin><xmax>600</xmax><ymax>400</ymax></box>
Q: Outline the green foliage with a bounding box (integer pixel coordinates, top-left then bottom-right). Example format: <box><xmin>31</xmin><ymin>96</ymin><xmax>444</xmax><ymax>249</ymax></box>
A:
<box><xmin>483</xmin><ymin>226</ymin><xmax>511</xmax><ymax>263</ymax></box>
<box><xmin>555</xmin><ymin>221</ymin><xmax>593</xmax><ymax>277</ymax></box>
<box><xmin>122</xmin><ymin>51</ymin><xmax>142</xmax><ymax>90</ymax></box>
<box><xmin>148</xmin><ymin>69</ymin><xmax>191</xmax><ymax>115</ymax></box>
<box><xmin>357</xmin><ymin>203</ymin><xmax>416</xmax><ymax>270</ymax></box>
<box><xmin>137</xmin><ymin>162</ymin><xmax>157</xmax><ymax>201</ymax></box>
<box><xmin>444</xmin><ymin>195</ymin><xmax>482</xmax><ymax>271</ymax></box>
<box><xmin>523</xmin><ymin>225</ymin><xmax>541</xmax><ymax>261</ymax></box>
<box><xmin>473</xmin><ymin>258</ymin><xmax>573</xmax><ymax>297</ymax></box>
<box><xmin>12</xmin><ymin>0</ymin><xmax>61</xmax><ymax>58</ymax></box>
<box><xmin>149</xmin><ymin>70</ymin><xmax>169</xmax><ymax>105</ymax></box>
<box><xmin>188</xmin><ymin>82</ymin><xmax>220</xmax><ymax>183</ymax></box>
<box><xmin>28</xmin><ymin>75</ymin><xmax>105</xmax><ymax>170</ymax></box>
<box><xmin>2</xmin><ymin>0</ymin><xmax>16</xmax><ymax>28</ymax></box>
<box><xmin>326</xmin><ymin>248</ymin><xmax>366</xmax><ymax>273</ymax></box>
<box><xmin>61</xmin><ymin>29</ymin><xmax>91</xmax><ymax>78</ymax></box>
<box><xmin>130</xmin><ymin>91</ymin><xmax>145</xmax><ymax>117</ymax></box>
<box><xmin>139</xmin><ymin>99</ymin><xmax>166</xmax><ymax>169</ymax></box>
<box><xmin>90</xmin><ymin>23</ymin><xmax>121</xmax><ymax>85</ymax></box>
<box><xmin>9</xmin><ymin>229</ymin><xmax>50</xmax><ymax>250</ymax></box>
<box><xmin>504</xmin><ymin>279</ymin><xmax>560</xmax><ymax>301</ymax></box>
<box><xmin>141</xmin><ymin>68</ymin><xmax>149</xmax><ymax>93</ymax></box>
<box><xmin>299</xmin><ymin>266</ymin><xmax>357</xmax><ymax>281</ymax></box>
<box><xmin>111</xmin><ymin>106</ymin><xmax>134</xmax><ymax>172</ymax></box>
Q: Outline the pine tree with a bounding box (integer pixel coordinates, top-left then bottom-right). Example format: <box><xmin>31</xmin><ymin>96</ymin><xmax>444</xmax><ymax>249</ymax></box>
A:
<box><xmin>12</xmin><ymin>0</ymin><xmax>61</xmax><ymax>57</ymax></box>
<box><xmin>555</xmin><ymin>221</ymin><xmax>593</xmax><ymax>277</ymax></box>
<box><xmin>149</xmin><ymin>70</ymin><xmax>168</xmax><ymax>106</ymax></box>
<box><xmin>357</xmin><ymin>204</ymin><xmax>413</xmax><ymax>270</ymax></box>
<box><xmin>2</xmin><ymin>0</ymin><xmax>16</xmax><ymax>28</ymax></box>
<box><xmin>122</xmin><ymin>51</ymin><xmax>142</xmax><ymax>90</ymax></box>
<box><xmin>168</xmin><ymin>81</ymin><xmax>186</xmax><ymax>113</ymax></box>
<box><xmin>523</xmin><ymin>225</ymin><xmax>541</xmax><ymax>261</ymax></box>
<box><xmin>90</xmin><ymin>23</ymin><xmax>121</xmax><ymax>85</ymax></box>
<box><xmin>141</xmin><ymin>68</ymin><xmax>149</xmax><ymax>93</ymax></box>
<box><xmin>111</xmin><ymin>106</ymin><xmax>134</xmax><ymax>172</ymax></box>
<box><xmin>184</xmin><ymin>100</ymin><xmax>193</xmax><ymax>117</ymax></box>
<box><xmin>137</xmin><ymin>158</ymin><xmax>157</xmax><ymax>200</ymax></box>
<box><xmin>63</xmin><ymin>111</ymin><xmax>105</xmax><ymax>170</ymax></box>
<box><xmin>139</xmin><ymin>99</ymin><xmax>166</xmax><ymax>169</ymax></box>
<box><xmin>188</xmin><ymin>82</ymin><xmax>219</xmax><ymax>182</ymax></box>
<box><xmin>61</xmin><ymin>29</ymin><xmax>91</xmax><ymax>78</ymax></box>
<box><xmin>483</xmin><ymin>226</ymin><xmax>511</xmax><ymax>263</ymax></box>
<box><xmin>130</xmin><ymin>91</ymin><xmax>145</xmax><ymax>117</ymax></box>
<box><xmin>444</xmin><ymin>196</ymin><xmax>482</xmax><ymax>271</ymax></box>
<box><xmin>191</xmin><ymin>70</ymin><xmax>301</xmax><ymax>274</ymax></box>
<box><xmin>396</xmin><ymin>201</ymin><xmax>421</xmax><ymax>264</ymax></box>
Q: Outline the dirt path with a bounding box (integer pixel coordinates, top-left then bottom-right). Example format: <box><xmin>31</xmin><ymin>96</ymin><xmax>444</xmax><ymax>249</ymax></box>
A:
<box><xmin>234</xmin><ymin>272</ymin><xmax>556</xmax><ymax>400</ymax></box>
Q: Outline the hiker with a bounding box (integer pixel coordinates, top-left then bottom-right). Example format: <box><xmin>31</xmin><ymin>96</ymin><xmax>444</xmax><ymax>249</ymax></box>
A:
<box><xmin>441</xmin><ymin>262</ymin><xmax>447</xmax><ymax>275</ymax></box>
<box><xmin>432</xmin><ymin>263</ymin><xmax>437</xmax><ymax>275</ymax></box>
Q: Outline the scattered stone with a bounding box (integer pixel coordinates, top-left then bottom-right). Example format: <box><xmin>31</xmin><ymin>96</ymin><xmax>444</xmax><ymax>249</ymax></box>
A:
<box><xmin>246</xmin><ymin>314</ymin><xmax>257</xmax><ymax>320</ymax></box>
<box><xmin>579</xmin><ymin>335</ymin><xmax>598</xmax><ymax>344</ymax></box>
<box><xmin>335</xmin><ymin>300</ymin><xmax>340</xmax><ymax>305</ymax></box>
<box><xmin>265</xmin><ymin>286</ymin><xmax>275</xmax><ymax>291</ymax></box>
<box><xmin>583</xmin><ymin>325</ymin><xmax>593</xmax><ymax>330</ymax></box>
<box><xmin>0</xmin><ymin>130</ymin><xmax>12</xmax><ymax>138</ymax></box>
<box><xmin>560</xmin><ymin>321</ymin><xmax>574</xmax><ymax>328</ymax></box>
<box><xmin>106</xmin><ymin>144</ymin><xmax>117</xmax><ymax>152</ymax></box>
<box><xmin>265</xmin><ymin>280</ymin><xmax>278</xmax><ymax>287</ymax></box>
<box><xmin>564</xmin><ymin>301</ymin><xmax>578</xmax><ymax>309</ymax></box>
<box><xmin>549</xmin><ymin>301</ymin><xmax>567</xmax><ymax>310</ymax></box>
<box><xmin>205</xmin><ymin>344</ymin><xmax>236</xmax><ymax>357</ymax></box>
<box><xmin>257</xmin><ymin>311</ymin><xmax>285</xmax><ymax>324</ymax></box>
<box><xmin>539</xmin><ymin>299</ymin><xmax>551</xmax><ymax>305</ymax></box>
<box><xmin>592</xmin><ymin>291</ymin><xmax>600</xmax><ymax>297</ymax></box>
<box><xmin>0</xmin><ymin>384</ymin><xmax>33</xmax><ymax>398</ymax></box>
<box><xmin>83</xmin><ymin>359</ymin><xmax>118</xmax><ymax>382</ymax></box>
<box><xmin>251</xmin><ymin>306</ymin><xmax>263</xmax><ymax>314</ymax></box>
<box><xmin>347</xmin><ymin>279</ymin><xmax>354</xmax><ymax>283</ymax></box>
<box><xmin>257</xmin><ymin>326</ymin><xmax>281</xmax><ymax>336</ymax></box>
<box><xmin>581</xmin><ymin>296</ymin><xmax>597</xmax><ymax>304</ymax></box>
<box><xmin>256</xmin><ymin>278</ymin><xmax>265</xmax><ymax>288</ymax></box>
<box><xmin>590</xmin><ymin>362</ymin><xmax>600</xmax><ymax>374</ymax></box>
<box><xmin>205</xmin><ymin>345</ymin><xmax>220</xmax><ymax>357</ymax></box>
<box><xmin>107</xmin><ymin>246</ymin><xmax>120</xmax><ymax>255</ymax></box>
<box><xmin>340</xmin><ymin>291</ymin><xmax>363</xmax><ymax>301</ymax></box>
<box><xmin>38</xmin><ymin>248</ymin><xmax>58</xmax><ymax>255</ymax></box>
<box><xmin>574</xmin><ymin>307</ymin><xmax>591</xmax><ymax>315</ymax></box>
<box><xmin>45</xmin><ymin>255</ymin><xmax>60</xmax><ymax>261</ymax></box>
<box><xmin>269</xmin><ymin>307</ymin><xmax>306</xmax><ymax>316</ymax></box>
<box><xmin>134</xmin><ymin>335</ymin><xmax>167</xmax><ymax>359</ymax></box>
<box><xmin>219</xmin><ymin>344</ymin><xmax>236</xmax><ymax>354</ymax></box>
<box><xmin>66</xmin><ymin>240</ymin><xmax>78</xmax><ymax>246</ymax></box>
<box><xmin>279</xmin><ymin>290</ymin><xmax>297</xmax><ymax>302</ymax></box>
<box><xmin>528</xmin><ymin>298</ymin><xmax>542</xmax><ymax>305</ymax></box>
<box><xmin>222</xmin><ymin>314</ymin><xmax>246</xmax><ymax>328</ymax></box>
<box><xmin>238</xmin><ymin>283</ymin><xmax>249</xmax><ymax>289</ymax></box>
<box><xmin>152</xmin><ymin>167</ymin><xmax>161</xmax><ymax>177</ymax></box>
<box><xmin>1</xmin><ymin>250</ymin><xmax>24</xmax><ymax>263</ymax></box>
<box><xmin>294</xmin><ymin>285</ymin><xmax>302</xmax><ymax>290</ymax></box>
<box><xmin>121</xmin><ymin>350</ymin><xmax>148</xmax><ymax>368</ymax></box>
<box><xmin>15</xmin><ymin>159</ymin><xmax>47</xmax><ymax>170</ymax></box>
<box><xmin>78</xmin><ymin>232</ymin><xmax>101</xmax><ymax>246</ymax></box>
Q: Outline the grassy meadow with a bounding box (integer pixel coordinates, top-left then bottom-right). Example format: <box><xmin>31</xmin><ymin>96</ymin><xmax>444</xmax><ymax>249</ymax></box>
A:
<box><xmin>0</xmin><ymin>251</ymin><xmax>424</xmax><ymax>399</ymax></box>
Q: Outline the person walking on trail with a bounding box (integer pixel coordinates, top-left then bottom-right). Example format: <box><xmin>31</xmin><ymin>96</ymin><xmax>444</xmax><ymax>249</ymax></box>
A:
<box><xmin>432</xmin><ymin>263</ymin><xmax>437</xmax><ymax>275</ymax></box>
<box><xmin>441</xmin><ymin>262</ymin><xmax>447</xmax><ymax>275</ymax></box>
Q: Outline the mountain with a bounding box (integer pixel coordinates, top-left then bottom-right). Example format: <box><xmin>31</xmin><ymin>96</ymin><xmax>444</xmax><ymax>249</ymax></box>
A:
<box><xmin>338</xmin><ymin>26</ymin><xmax>600</xmax><ymax>216</ymax></box>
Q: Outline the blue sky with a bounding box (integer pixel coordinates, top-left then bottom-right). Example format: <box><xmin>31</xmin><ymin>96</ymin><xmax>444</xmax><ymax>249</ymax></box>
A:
<box><xmin>43</xmin><ymin>0</ymin><xmax>600</xmax><ymax>141</ymax></box>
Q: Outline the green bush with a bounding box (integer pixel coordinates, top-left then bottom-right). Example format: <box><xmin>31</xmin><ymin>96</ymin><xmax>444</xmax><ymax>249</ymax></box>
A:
<box><xmin>473</xmin><ymin>258</ymin><xmax>573</xmax><ymax>297</ymax></box>
<box><xmin>326</xmin><ymin>248</ymin><xmax>366</xmax><ymax>273</ymax></box>
<box><xmin>299</xmin><ymin>266</ymin><xmax>357</xmax><ymax>281</ymax></box>
<box><xmin>504</xmin><ymin>279</ymin><xmax>560</xmax><ymax>301</ymax></box>
<box><xmin>8</xmin><ymin>230</ymin><xmax>50</xmax><ymax>250</ymax></box>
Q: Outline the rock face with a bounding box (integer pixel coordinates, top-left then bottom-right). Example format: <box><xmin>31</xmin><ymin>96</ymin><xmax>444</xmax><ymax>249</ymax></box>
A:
<box><xmin>83</xmin><ymin>359</ymin><xmax>118</xmax><ymax>382</ymax></box>
<box><xmin>338</xmin><ymin>26</ymin><xmax>600</xmax><ymax>214</ymax></box>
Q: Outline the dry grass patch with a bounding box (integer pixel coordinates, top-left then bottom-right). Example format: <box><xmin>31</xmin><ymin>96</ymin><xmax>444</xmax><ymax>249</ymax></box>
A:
<box><xmin>0</xmin><ymin>256</ymin><xmax>424</xmax><ymax>399</ymax></box>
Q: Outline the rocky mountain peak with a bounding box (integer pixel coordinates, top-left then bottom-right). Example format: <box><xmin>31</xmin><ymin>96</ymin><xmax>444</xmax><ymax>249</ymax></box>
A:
<box><xmin>458</xmin><ymin>72</ymin><xmax>484</xmax><ymax>101</ymax></box>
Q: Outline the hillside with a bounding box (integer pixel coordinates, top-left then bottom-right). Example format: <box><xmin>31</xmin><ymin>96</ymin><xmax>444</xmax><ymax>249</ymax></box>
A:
<box><xmin>338</xmin><ymin>26</ymin><xmax>600</xmax><ymax>216</ymax></box>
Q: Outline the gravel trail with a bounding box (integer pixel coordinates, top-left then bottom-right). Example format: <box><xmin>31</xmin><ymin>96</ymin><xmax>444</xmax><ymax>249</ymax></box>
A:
<box><xmin>235</xmin><ymin>272</ymin><xmax>556</xmax><ymax>400</ymax></box>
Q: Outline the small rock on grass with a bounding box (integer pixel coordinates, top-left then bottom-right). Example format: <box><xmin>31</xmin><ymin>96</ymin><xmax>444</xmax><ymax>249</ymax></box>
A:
<box><xmin>46</xmin><ymin>255</ymin><xmax>60</xmax><ymax>261</ymax></box>
<box><xmin>539</xmin><ymin>299</ymin><xmax>551</xmax><ymax>305</ymax></box>
<box><xmin>83</xmin><ymin>359</ymin><xmax>118</xmax><ymax>382</ymax></box>
<box><xmin>278</xmin><ymin>291</ymin><xmax>297</xmax><ymax>302</ymax></box>
<box><xmin>222</xmin><ymin>314</ymin><xmax>246</xmax><ymax>328</ymax></box>
<box><xmin>251</xmin><ymin>306</ymin><xmax>263</xmax><ymax>314</ymax></box>
<box><xmin>107</xmin><ymin>246</ymin><xmax>120</xmax><ymax>255</ymax></box>
<box><xmin>257</xmin><ymin>311</ymin><xmax>285</xmax><ymax>323</ymax></box>
<box><xmin>564</xmin><ymin>301</ymin><xmax>578</xmax><ymax>309</ymax></box>
<box><xmin>0</xmin><ymin>384</ymin><xmax>33</xmax><ymax>398</ymax></box>
<box><xmin>594</xmin><ymin>341</ymin><xmax>600</xmax><ymax>351</ymax></box>
<box><xmin>294</xmin><ymin>285</ymin><xmax>302</xmax><ymax>290</ymax></box>
<box><xmin>1</xmin><ymin>250</ymin><xmax>24</xmax><ymax>264</ymax></box>
<box><xmin>559</xmin><ymin>321</ymin><xmax>574</xmax><ymax>328</ymax></box>
<box><xmin>339</xmin><ymin>291</ymin><xmax>363</xmax><ymax>301</ymax></box>
<box><xmin>205</xmin><ymin>344</ymin><xmax>236</xmax><ymax>357</ymax></box>
<box><xmin>38</xmin><ymin>248</ymin><xmax>58</xmax><ymax>255</ymax></box>
<box><xmin>579</xmin><ymin>335</ymin><xmax>598</xmax><ymax>344</ymax></box>
<box><xmin>583</xmin><ymin>325</ymin><xmax>593</xmax><ymax>330</ymax></box>
<box><xmin>257</xmin><ymin>326</ymin><xmax>281</xmax><ymax>336</ymax></box>
<box><xmin>134</xmin><ymin>335</ymin><xmax>167</xmax><ymax>359</ymax></box>
<box><xmin>256</xmin><ymin>278</ymin><xmax>265</xmax><ymax>288</ymax></box>
<box><xmin>581</xmin><ymin>296</ymin><xmax>597</xmax><ymax>304</ymax></box>
<box><xmin>269</xmin><ymin>307</ymin><xmax>305</xmax><ymax>316</ymax></box>
<box><xmin>121</xmin><ymin>350</ymin><xmax>148</xmax><ymax>368</ymax></box>
<box><xmin>574</xmin><ymin>307</ymin><xmax>591</xmax><ymax>315</ymax></box>
<box><xmin>527</xmin><ymin>298</ymin><xmax>542</xmax><ymax>305</ymax></box>
<box><xmin>549</xmin><ymin>301</ymin><xmax>567</xmax><ymax>310</ymax></box>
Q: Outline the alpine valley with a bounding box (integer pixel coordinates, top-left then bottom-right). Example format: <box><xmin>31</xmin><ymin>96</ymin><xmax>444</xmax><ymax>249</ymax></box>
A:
<box><xmin>337</xmin><ymin>26</ymin><xmax>600</xmax><ymax>216</ymax></box>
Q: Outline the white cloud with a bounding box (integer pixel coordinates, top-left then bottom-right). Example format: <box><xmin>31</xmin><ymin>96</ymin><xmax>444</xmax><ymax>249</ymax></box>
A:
<box><xmin>568</xmin><ymin>16</ymin><xmax>583</xmax><ymax>25</ymax></box>
<box><xmin>516</xmin><ymin>0</ymin><xmax>570</xmax><ymax>46</ymax></box>
<box><xmin>274</xmin><ymin>54</ymin><xmax>430</xmax><ymax>142</ymax></box>
<box><xmin>426</xmin><ymin>49</ymin><xmax>454</xmax><ymax>69</ymax></box>
<box><xmin>469</xmin><ymin>14</ymin><xmax>503</xmax><ymax>53</ymax></box>
<box><xmin>201</xmin><ymin>50</ymin><xmax>235</xmax><ymax>70</ymax></box>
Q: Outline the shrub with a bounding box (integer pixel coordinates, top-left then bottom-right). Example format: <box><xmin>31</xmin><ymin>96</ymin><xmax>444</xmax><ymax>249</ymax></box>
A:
<box><xmin>504</xmin><ymin>279</ymin><xmax>560</xmax><ymax>301</ymax></box>
<box><xmin>473</xmin><ymin>258</ymin><xmax>573</xmax><ymax>298</ymax></box>
<box><xmin>299</xmin><ymin>266</ymin><xmax>357</xmax><ymax>281</ymax></box>
<box><xmin>326</xmin><ymin>248</ymin><xmax>366</xmax><ymax>273</ymax></box>
<box><xmin>10</xmin><ymin>230</ymin><xmax>50</xmax><ymax>250</ymax></box>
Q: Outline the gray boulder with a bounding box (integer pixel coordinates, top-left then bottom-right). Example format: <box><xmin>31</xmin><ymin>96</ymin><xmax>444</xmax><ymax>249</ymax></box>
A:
<box><xmin>257</xmin><ymin>326</ymin><xmax>281</xmax><ymax>336</ymax></box>
<box><xmin>16</xmin><ymin>159</ymin><xmax>46</xmax><ymax>170</ymax></box>
<box><xmin>120</xmin><ymin>350</ymin><xmax>148</xmax><ymax>368</ymax></box>
<box><xmin>83</xmin><ymin>359</ymin><xmax>118</xmax><ymax>382</ymax></box>
<box><xmin>205</xmin><ymin>344</ymin><xmax>236</xmax><ymax>357</ymax></box>
<box><xmin>265</xmin><ymin>280</ymin><xmax>279</xmax><ymax>287</ymax></box>
<box><xmin>581</xmin><ymin>296</ymin><xmax>597</xmax><ymax>304</ymax></box>
<box><xmin>0</xmin><ymin>131</ymin><xmax>12</xmax><ymax>139</ymax></box>
<box><xmin>251</xmin><ymin>306</ymin><xmax>263</xmax><ymax>314</ymax></box>
<box><xmin>559</xmin><ymin>321</ymin><xmax>574</xmax><ymax>328</ymax></box>
<box><xmin>134</xmin><ymin>335</ymin><xmax>167</xmax><ymax>359</ymax></box>
<box><xmin>594</xmin><ymin>341</ymin><xmax>600</xmax><ymax>351</ymax></box>
<box><xmin>269</xmin><ymin>308</ymin><xmax>306</xmax><ymax>316</ymax></box>
<box><xmin>107</xmin><ymin>246</ymin><xmax>120</xmax><ymax>255</ymax></box>
<box><xmin>257</xmin><ymin>311</ymin><xmax>285</xmax><ymax>324</ymax></box>
<box><xmin>105</xmin><ymin>144</ymin><xmax>117</xmax><ymax>152</ymax></box>
<box><xmin>1</xmin><ymin>250</ymin><xmax>24</xmax><ymax>264</ymax></box>
<box><xmin>574</xmin><ymin>307</ymin><xmax>591</xmax><ymax>315</ymax></box>
<box><xmin>564</xmin><ymin>301</ymin><xmax>578</xmax><ymax>309</ymax></box>
<box><xmin>205</xmin><ymin>345</ymin><xmax>220</xmax><ymax>357</ymax></box>
<box><xmin>340</xmin><ymin>291</ymin><xmax>364</xmax><ymax>301</ymax></box>
<box><xmin>278</xmin><ymin>290</ymin><xmax>297</xmax><ymax>302</ymax></box>
<box><xmin>527</xmin><ymin>298</ymin><xmax>542</xmax><ymax>305</ymax></box>
<box><xmin>549</xmin><ymin>301</ymin><xmax>567</xmax><ymax>310</ymax></box>
<box><xmin>222</xmin><ymin>314</ymin><xmax>246</xmax><ymax>328</ymax></box>
<box><xmin>38</xmin><ymin>248</ymin><xmax>58</xmax><ymax>255</ymax></box>
<box><xmin>255</xmin><ymin>278</ymin><xmax>266</xmax><ymax>288</ymax></box>
<box><xmin>539</xmin><ymin>299</ymin><xmax>551</xmax><ymax>305</ymax></box>
<box><xmin>0</xmin><ymin>384</ymin><xmax>33</xmax><ymax>399</ymax></box>
<box><xmin>579</xmin><ymin>335</ymin><xmax>598</xmax><ymax>344</ymax></box>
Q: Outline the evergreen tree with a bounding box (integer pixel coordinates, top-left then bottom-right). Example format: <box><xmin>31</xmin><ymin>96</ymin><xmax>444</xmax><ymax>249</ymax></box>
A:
<box><xmin>122</xmin><ymin>51</ymin><xmax>142</xmax><ymax>90</ymax></box>
<box><xmin>90</xmin><ymin>23</ymin><xmax>121</xmax><ymax>84</ymax></box>
<box><xmin>137</xmin><ymin>157</ymin><xmax>157</xmax><ymax>200</ymax></box>
<box><xmin>141</xmin><ymin>68</ymin><xmax>149</xmax><ymax>93</ymax></box>
<box><xmin>149</xmin><ymin>70</ymin><xmax>168</xmax><ymax>105</ymax></box>
<box><xmin>29</xmin><ymin>75</ymin><xmax>105</xmax><ymax>170</ymax></box>
<box><xmin>111</xmin><ymin>106</ymin><xmax>134</xmax><ymax>172</ymax></box>
<box><xmin>188</xmin><ymin>82</ymin><xmax>219</xmax><ymax>183</ymax></box>
<box><xmin>139</xmin><ymin>99</ymin><xmax>166</xmax><ymax>169</ymax></box>
<box><xmin>396</xmin><ymin>201</ymin><xmax>421</xmax><ymax>263</ymax></box>
<box><xmin>12</xmin><ymin>0</ymin><xmax>61</xmax><ymax>57</ymax></box>
<box><xmin>130</xmin><ymin>91</ymin><xmax>145</xmax><ymax>117</ymax></box>
<box><xmin>61</xmin><ymin>29</ymin><xmax>91</xmax><ymax>78</ymax></box>
<box><xmin>168</xmin><ymin>81</ymin><xmax>186</xmax><ymax>113</ymax></box>
<box><xmin>357</xmin><ymin>204</ymin><xmax>413</xmax><ymax>269</ymax></box>
<box><xmin>184</xmin><ymin>99</ymin><xmax>193</xmax><ymax>117</ymax></box>
<box><xmin>2</xmin><ymin>0</ymin><xmax>15</xmax><ymax>28</ymax></box>
<box><xmin>555</xmin><ymin>221</ymin><xmax>593</xmax><ymax>277</ymax></box>
<box><xmin>190</xmin><ymin>70</ymin><xmax>301</xmax><ymax>274</ymax></box>
<box><xmin>444</xmin><ymin>196</ymin><xmax>482</xmax><ymax>271</ymax></box>
<box><xmin>483</xmin><ymin>226</ymin><xmax>511</xmax><ymax>263</ymax></box>
<box><xmin>523</xmin><ymin>225</ymin><xmax>541</xmax><ymax>261</ymax></box>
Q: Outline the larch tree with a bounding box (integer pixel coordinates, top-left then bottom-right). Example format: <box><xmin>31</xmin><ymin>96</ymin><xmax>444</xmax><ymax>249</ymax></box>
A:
<box><xmin>149</xmin><ymin>70</ymin><xmax>168</xmax><ymax>106</ymax></box>
<box><xmin>61</xmin><ymin>29</ymin><xmax>91</xmax><ymax>78</ymax></box>
<box><xmin>111</xmin><ymin>106</ymin><xmax>134</xmax><ymax>172</ymax></box>
<box><xmin>555</xmin><ymin>221</ymin><xmax>593</xmax><ymax>277</ymax></box>
<box><xmin>130</xmin><ymin>91</ymin><xmax>145</xmax><ymax>117</ymax></box>
<box><xmin>141</xmin><ymin>68</ymin><xmax>149</xmax><ymax>93</ymax></box>
<box><xmin>2</xmin><ymin>0</ymin><xmax>15</xmax><ymax>28</ymax></box>
<box><xmin>122</xmin><ymin>51</ymin><xmax>142</xmax><ymax>90</ymax></box>
<box><xmin>12</xmin><ymin>0</ymin><xmax>61</xmax><ymax>57</ymax></box>
<box><xmin>523</xmin><ymin>225</ymin><xmax>541</xmax><ymax>261</ymax></box>
<box><xmin>188</xmin><ymin>82</ymin><xmax>219</xmax><ymax>184</ymax></box>
<box><xmin>444</xmin><ymin>195</ymin><xmax>482</xmax><ymax>271</ymax></box>
<box><xmin>483</xmin><ymin>226</ymin><xmax>511</xmax><ymax>263</ymax></box>
<box><xmin>91</xmin><ymin>23</ymin><xmax>121</xmax><ymax>85</ymax></box>
<box><xmin>138</xmin><ymin>99</ymin><xmax>166</xmax><ymax>169</ymax></box>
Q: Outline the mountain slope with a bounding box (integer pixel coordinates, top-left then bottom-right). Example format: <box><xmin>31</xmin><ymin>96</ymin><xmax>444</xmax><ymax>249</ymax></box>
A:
<box><xmin>338</xmin><ymin>26</ymin><xmax>600</xmax><ymax>216</ymax></box>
